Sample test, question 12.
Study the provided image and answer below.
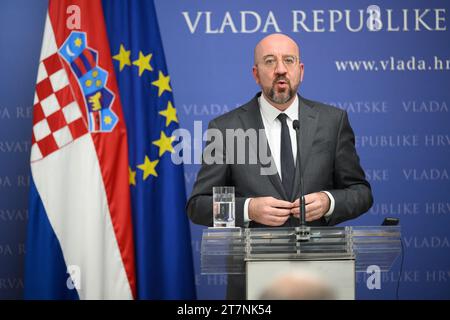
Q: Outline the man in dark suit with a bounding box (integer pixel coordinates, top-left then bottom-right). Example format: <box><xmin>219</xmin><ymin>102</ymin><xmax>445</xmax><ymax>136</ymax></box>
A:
<box><xmin>186</xmin><ymin>33</ymin><xmax>373</xmax><ymax>299</ymax></box>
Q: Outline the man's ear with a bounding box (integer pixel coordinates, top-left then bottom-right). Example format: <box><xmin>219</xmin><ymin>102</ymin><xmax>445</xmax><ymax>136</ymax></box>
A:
<box><xmin>299</xmin><ymin>63</ymin><xmax>305</xmax><ymax>82</ymax></box>
<box><xmin>252</xmin><ymin>65</ymin><xmax>260</xmax><ymax>84</ymax></box>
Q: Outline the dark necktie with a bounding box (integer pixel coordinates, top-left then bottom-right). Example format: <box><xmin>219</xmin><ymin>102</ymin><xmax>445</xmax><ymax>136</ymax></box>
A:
<box><xmin>277</xmin><ymin>113</ymin><xmax>295</xmax><ymax>199</ymax></box>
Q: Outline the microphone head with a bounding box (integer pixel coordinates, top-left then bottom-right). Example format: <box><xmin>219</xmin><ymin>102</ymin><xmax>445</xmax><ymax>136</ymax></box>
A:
<box><xmin>293</xmin><ymin>120</ymin><xmax>300</xmax><ymax>130</ymax></box>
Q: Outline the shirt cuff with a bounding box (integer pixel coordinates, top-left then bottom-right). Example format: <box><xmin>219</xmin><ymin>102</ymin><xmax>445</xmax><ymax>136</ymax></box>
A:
<box><xmin>244</xmin><ymin>198</ymin><xmax>252</xmax><ymax>225</ymax></box>
<box><xmin>321</xmin><ymin>191</ymin><xmax>335</xmax><ymax>217</ymax></box>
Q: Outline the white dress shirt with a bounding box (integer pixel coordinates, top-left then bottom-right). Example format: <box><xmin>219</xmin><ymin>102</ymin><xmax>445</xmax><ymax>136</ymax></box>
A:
<box><xmin>259</xmin><ymin>93</ymin><xmax>299</xmax><ymax>179</ymax></box>
<box><xmin>243</xmin><ymin>94</ymin><xmax>335</xmax><ymax>224</ymax></box>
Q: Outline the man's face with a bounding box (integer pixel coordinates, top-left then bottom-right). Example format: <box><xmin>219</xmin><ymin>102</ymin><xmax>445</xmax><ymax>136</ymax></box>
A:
<box><xmin>253</xmin><ymin>35</ymin><xmax>304</xmax><ymax>108</ymax></box>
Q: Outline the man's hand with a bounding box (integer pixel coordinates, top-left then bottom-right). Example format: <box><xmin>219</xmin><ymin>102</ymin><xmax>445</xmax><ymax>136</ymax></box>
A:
<box><xmin>291</xmin><ymin>192</ymin><xmax>331</xmax><ymax>222</ymax></box>
<box><xmin>248</xmin><ymin>197</ymin><xmax>293</xmax><ymax>226</ymax></box>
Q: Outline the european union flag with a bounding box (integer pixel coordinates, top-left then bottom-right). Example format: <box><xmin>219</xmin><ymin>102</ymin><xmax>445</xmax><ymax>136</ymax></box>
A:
<box><xmin>102</xmin><ymin>0</ymin><xmax>196</xmax><ymax>299</ymax></box>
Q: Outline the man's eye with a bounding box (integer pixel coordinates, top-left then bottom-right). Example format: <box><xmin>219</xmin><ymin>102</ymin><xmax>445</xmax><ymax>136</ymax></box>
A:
<box><xmin>284</xmin><ymin>57</ymin><xmax>295</xmax><ymax>64</ymax></box>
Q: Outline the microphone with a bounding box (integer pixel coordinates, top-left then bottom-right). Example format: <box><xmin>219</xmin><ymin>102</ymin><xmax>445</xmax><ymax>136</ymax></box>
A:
<box><xmin>293</xmin><ymin>120</ymin><xmax>308</xmax><ymax>238</ymax></box>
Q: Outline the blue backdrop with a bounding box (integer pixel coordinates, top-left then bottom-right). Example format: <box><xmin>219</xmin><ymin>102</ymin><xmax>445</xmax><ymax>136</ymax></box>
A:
<box><xmin>0</xmin><ymin>0</ymin><xmax>449</xmax><ymax>299</ymax></box>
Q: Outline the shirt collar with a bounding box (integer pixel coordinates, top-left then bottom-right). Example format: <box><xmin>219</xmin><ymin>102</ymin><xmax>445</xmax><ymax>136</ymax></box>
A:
<box><xmin>259</xmin><ymin>93</ymin><xmax>299</xmax><ymax>123</ymax></box>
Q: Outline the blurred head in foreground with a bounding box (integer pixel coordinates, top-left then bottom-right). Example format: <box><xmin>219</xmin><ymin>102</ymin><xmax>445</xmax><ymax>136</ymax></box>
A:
<box><xmin>259</xmin><ymin>270</ymin><xmax>335</xmax><ymax>300</ymax></box>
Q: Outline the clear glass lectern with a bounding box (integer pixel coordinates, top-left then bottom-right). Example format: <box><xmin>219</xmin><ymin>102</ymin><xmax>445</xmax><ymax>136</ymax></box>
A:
<box><xmin>201</xmin><ymin>226</ymin><xmax>401</xmax><ymax>299</ymax></box>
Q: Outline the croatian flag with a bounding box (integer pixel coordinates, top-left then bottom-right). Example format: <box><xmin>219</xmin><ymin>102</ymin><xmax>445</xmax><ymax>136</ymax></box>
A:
<box><xmin>24</xmin><ymin>0</ymin><xmax>136</xmax><ymax>299</ymax></box>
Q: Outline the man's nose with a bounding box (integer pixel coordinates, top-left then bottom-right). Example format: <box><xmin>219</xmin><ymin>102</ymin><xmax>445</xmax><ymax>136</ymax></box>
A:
<box><xmin>274</xmin><ymin>59</ymin><xmax>288</xmax><ymax>75</ymax></box>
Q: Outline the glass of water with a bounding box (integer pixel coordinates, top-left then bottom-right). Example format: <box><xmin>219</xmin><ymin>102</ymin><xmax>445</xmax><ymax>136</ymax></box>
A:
<box><xmin>213</xmin><ymin>186</ymin><xmax>235</xmax><ymax>227</ymax></box>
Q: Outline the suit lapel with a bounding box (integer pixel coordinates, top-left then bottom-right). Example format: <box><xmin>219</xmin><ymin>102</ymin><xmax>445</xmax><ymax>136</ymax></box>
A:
<box><xmin>239</xmin><ymin>94</ymin><xmax>287</xmax><ymax>199</ymax></box>
<box><xmin>292</xmin><ymin>96</ymin><xmax>319</xmax><ymax>200</ymax></box>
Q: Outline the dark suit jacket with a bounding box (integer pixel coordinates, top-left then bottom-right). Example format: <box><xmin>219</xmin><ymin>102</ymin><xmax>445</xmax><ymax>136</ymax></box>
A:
<box><xmin>186</xmin><ymin>93</ymin><xmax>373</xmax><ymax>298</ymax></box>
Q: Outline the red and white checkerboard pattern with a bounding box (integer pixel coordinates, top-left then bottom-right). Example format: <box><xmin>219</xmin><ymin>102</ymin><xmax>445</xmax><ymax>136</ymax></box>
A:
<box><xmin>31</xmin><ymin>52</ymin><xmax>88</xmax><ymax>162</ymax></box>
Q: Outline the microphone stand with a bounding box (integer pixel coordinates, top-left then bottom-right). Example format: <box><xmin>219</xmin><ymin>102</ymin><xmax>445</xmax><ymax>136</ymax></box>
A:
<box><xmin>293</xmin><ymin>120</ymin><xmax>310</xmax><ymax>241</ymax></box>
